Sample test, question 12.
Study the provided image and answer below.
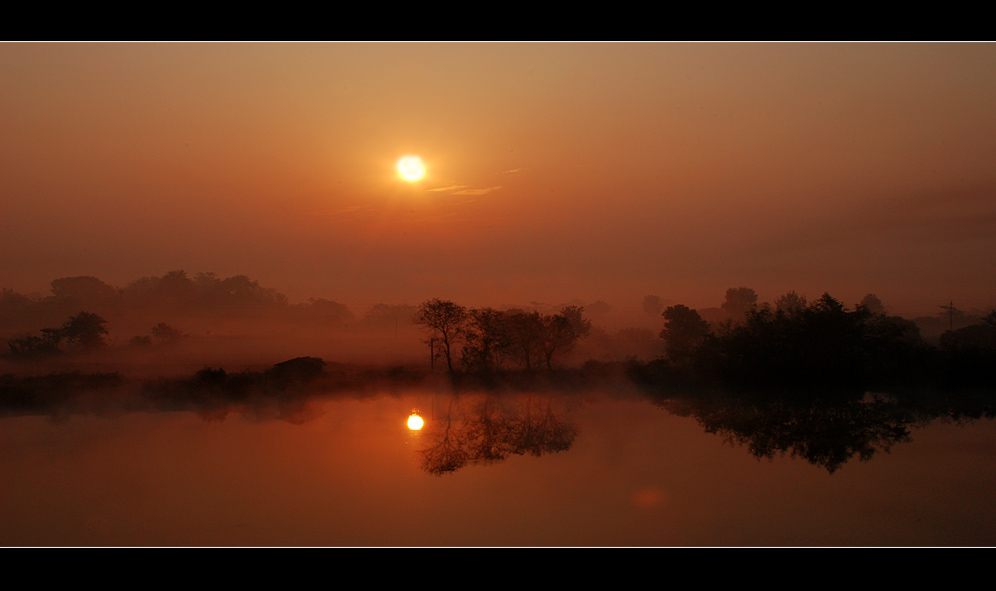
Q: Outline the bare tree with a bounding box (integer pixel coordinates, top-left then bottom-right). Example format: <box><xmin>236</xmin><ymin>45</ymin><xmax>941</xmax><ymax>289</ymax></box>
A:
<box><xmin>540</xmin><ymin>306</ymin><xmax>591</xmax><ymax>370</ymax></box>
<box><xmin>462</xmin><ymin>307</ymin><xmax>512</xmax><ymax>374</ymax></box>
<box><xmin>505</xmin><ymin>310</ymin><xmax>545</xmax><ymax>371</ymax></box>
<box><xmin>414</xmin><ymin>299</ymin><xmax>468</xmax><ymax>375</ymax></box>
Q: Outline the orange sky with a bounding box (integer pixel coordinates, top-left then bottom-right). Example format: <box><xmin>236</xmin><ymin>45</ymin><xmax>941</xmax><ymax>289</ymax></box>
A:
<box><xmin>3</xmin><ymin>43</ymin><xmax>996</xmax><ymax>319</ymax></box>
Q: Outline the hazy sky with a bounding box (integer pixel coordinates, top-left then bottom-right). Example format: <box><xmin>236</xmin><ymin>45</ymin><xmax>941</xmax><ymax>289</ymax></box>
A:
<box><xmin>3</xmin><ymin>43</ymin><xmax>996</xmax><ymax>317</ymax></box>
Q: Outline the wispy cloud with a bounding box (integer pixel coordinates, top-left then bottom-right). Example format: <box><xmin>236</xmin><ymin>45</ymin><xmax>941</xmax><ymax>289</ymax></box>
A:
<box><xmin>427</xmin><ymin>184</ymin><xmax>468</xmax><ymax>192</ymax></box>
<box><xmin>427</xmin><ymin>183</ymin><xmax>503</xmax><ymax>196</ymax></box>
<box><xmin>499</xmin><ymin>168</ymin><xmax>524</xmax><ymax>174</ymax></box>
<box><xmin>453</xmin><ymin>186</ymin><xmax>502</xmax><ymax>196</ymax></box>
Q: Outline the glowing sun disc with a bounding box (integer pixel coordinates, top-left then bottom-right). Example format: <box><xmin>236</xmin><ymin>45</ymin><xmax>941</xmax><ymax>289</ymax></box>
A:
<box><xmin>407</xmin><ymin>413</ymin><xmax>424</xmax><ymax>430</ymax></box>
<box><xmin>397</xmin><ymin>156</ymin><xmax>425</xmax><ymax>181</ymax></box>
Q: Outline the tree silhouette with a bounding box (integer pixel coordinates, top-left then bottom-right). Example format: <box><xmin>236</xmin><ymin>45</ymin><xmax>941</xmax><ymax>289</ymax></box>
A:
<box><xmin>151</xmin><ymin>322</ymin><xmax>184</xmax><ymax>345</ymax></box>
<box><xmin>721</xmin><ymin>287</ymin><xmax>758</xmax><ymax>324</ymax></box>
<box><xmin>462</xmin><ymin>307</ymin><xmax>513</xmax><ymax>374</ymax></box>
<box><xmin>642</xmin><ymin>295</ymin><xmax>664</xmax><ymax>317</ymax></box>
<box><xmin>859</xmin><ymin>294</ymin><xmax>886</xmax><ymax>316</ymax></box>
<box><xmin>50</xmin><ymin>276</ymin><xmax>118</xmax><ymax>308</ymax></box>
<box><xmin>660</xmin><ymin>305</ymin><xmax>711</xmax><ymax>361</ymax></box>
<box><xmin>61</xmin><ymin>311</ymin><xmax>109</xmax><ymax>350</ymax></box>
<box><xmin>505</xmin><ymin>310</ymin><xmax>545</xmax><ymax>371</ymax></box>
<box><xmin>7</xmin><ymin>335</ymin><xmax>59</xmax><ymax>358</ymax></box>
<box><xmin>540</xmin><ymin>306</ymin><xmax>591</xmax><ymax>370</ymax></box>
<box><xmin>11</xmin><ymin>311</ymin><xmax>111</xmax><ymax>355</ymax></box>
<box><xmin>774</xmin><ymin>291</ymin><xmax>807</xmax><ymax>317</ymax></box>
<box><xmin>414</xmin><ymin>299</ymin><xmax>468</xmax><ymax>375</ymax></box>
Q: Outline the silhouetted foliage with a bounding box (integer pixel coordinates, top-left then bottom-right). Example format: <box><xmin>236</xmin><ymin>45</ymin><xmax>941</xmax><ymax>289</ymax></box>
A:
<box><xmin>704</xmin><ymin>293</ymin><xmax>936</xmax><ymax>391</ymax></box>
<box><xmin>660</xmin><ymin>305</ymin><xmax>711</xmax><ymax>361</ymax></box>
<box><xmin>122</xmin><ymin>270</ymin><xmax>289</xmax><ymax>312</ymax></box>
<box><xmin>774</xmin><ymin>291</ymin><xmax>807</xmax><ymax>317</ymax></box>
<box><xmin>50</xmin><ymin>276</ymin><xmax>119</xmax><ymax>309</ymax></box>
<box><xmin>455</xmin><ymin>305</ymin><xmax>592</xmax><ymax>374</ymax></box>
<box><xmin>539</xmin><ymin>305</ymin><xmax>591</xmax><ymax>370</ymax></box>
<box><xmin>940</xmin><ymin>312</ymin><xmax>996</xmax><ymax>351</ymax></box>
<box><xmin>721</xmin><ymin>287</ymin><xmax>758</xmax><ymax>324</ymax></box>
<box><xmin>462</xmin><ymin>307</ymin><xmax>513</xmax><ymax>375</ymax></box>
<box><xmin>643</xmin><ymin>294</ymin><xmax>664</xmax><ymax>317</ymax></box>
<box><xmin>60</xmin><ymin>311</ymin><xmax>109</xmax><ymax>350</ymax></box>
<box><xmin>859</xmin><ymin>294</ymin><xmax>886</xmax><ymax>316</ymax></box>
<box><xmin>151</xmin><ymin>322</ymin><xmax>184</xmax><ymax>345</ymax></box>
<box><xmin>504</xmin><ymin>310</ymin><xmax>545</xmax><ymax>371</ymax></box>
<box><xmin>414</xmin><ymin>299</ymin><xmax>468</xmax><ymax>375</ymax></box>
<box><xmin>7</xmin><ymin>311</ymin><xmax>108</xmax><ymax>357</ymax></box>
<box><xmin>938</xmin><ymin>311</ymin><xmax>996</xmax><ymax>388</ymax></box>
<box><xmin>7</xmin><ymin>334</ymin><xmax>60</xmax><ymax>358</ymax></box>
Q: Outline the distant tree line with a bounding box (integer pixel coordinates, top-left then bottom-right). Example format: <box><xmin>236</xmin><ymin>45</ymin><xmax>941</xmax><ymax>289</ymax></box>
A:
<box><xmin>7</xmin><ymin>311</ymin><xmax>110</xmax><ymax>358</ymax></box>
<box><xmin>0</xmin><ymin>272</ymin><xmax>405</xmax><ymax>348</ymax></box>
<box><xmin>6</xmin><ymin>273</ymin><xmax>994</xmax><ymax>395</ymax></box>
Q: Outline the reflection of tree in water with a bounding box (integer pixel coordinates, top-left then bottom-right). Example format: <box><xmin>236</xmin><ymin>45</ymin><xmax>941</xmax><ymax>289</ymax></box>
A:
<box><xmin>463</xmin><ymin>396</ymin><xmax>515</xmax><ymax>463</ymax></box>
<box><xmin>418</xmin><ymin>400</ymin><xmax>470</xmax><ymax>474</ymax></box>
<box><xmin>417</xmin><ymin>394</ymin><xmax>577</xmax><ymax>475</ymax></box>
<box><xmin>513</xmin><ymin>396</ymin><xmax>575</xmax><ymax>455</ymax></box>
<box><xmin>655</xmin><ymin>392</ymin><xmax>925</xmax><ymax>473</ymax></box>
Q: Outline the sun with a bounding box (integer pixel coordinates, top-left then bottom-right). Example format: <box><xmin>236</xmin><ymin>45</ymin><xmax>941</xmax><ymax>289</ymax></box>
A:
<box><xmin>407</xmin><ymin>413</ymin><xmax>424</xmax><ymax>430</ymax></box>
<box><xmin>397</xmin><ymin>155</ymin><xmax>426</xmax><ymax>182</ymax></box>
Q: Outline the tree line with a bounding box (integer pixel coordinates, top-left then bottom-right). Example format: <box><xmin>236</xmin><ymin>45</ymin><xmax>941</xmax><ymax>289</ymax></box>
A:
<box><xmin>645</xmin><ymin>288</ymin><xmax>996</xmax><ymax>392</ymax></box>
<box><xmin>7</xmin><ymin>311</ymin><xmax>110</xmax><ymax>358</ymax></box>
<box><xmin>413</xmin><ymin>298</ymin><xmax>592</xmax><ymax>375</ymax></box>
<box><xmin>6</xmin><ymin>274</ymin><xmax>994</xmax><ymax>393</ymax></box>
<box><xmin>0</xmin><ymin>272</ymin><xmax>355</xmax><ymax>338</ymax></box>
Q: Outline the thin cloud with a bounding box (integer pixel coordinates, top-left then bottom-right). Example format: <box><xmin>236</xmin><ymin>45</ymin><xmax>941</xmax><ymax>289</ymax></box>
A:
<box><xmin>499</xmin><ymin>168</ymin><xmax>524</xmax><ymax>174</ymax></box>
<box><xmin>427</xmin><ymin>184</ymin><xmax>468</xmax><ymax>192</ymax></box>
<box><xmin>453</xmin><ymin>186</ymin><xmax>502</xmax><ymax>196</ymax></box>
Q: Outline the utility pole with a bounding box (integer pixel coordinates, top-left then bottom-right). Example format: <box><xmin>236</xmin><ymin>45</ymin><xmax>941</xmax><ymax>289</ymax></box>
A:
<box><xmin>940</xmin><ymin>300</ymin><xmax>956</xmax><ymax>332</ymax></box>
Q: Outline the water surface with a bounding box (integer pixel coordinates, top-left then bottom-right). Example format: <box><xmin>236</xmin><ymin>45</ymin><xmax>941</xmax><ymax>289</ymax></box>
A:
<box><xmin>2</xmin><ymin>388</ymin><xmax>995</xmax><ymax>546</ymax></box>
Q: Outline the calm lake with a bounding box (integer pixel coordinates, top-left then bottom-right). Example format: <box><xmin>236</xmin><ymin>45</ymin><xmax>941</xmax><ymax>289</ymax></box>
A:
<box><xmin>3</xmin><ymin>387</ymin><xmax>995</xmax><ymax>546</ymax></box>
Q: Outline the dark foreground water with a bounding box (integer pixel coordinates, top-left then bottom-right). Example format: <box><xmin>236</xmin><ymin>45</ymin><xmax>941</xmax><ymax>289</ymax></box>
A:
<box><xmin>2</xmin><ymin>388</ymin><xmax>995</xmax><ymax>546</ymax></box>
